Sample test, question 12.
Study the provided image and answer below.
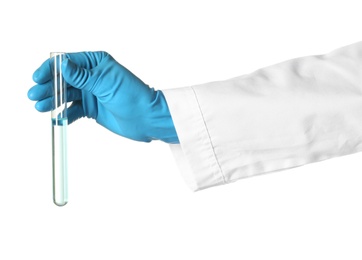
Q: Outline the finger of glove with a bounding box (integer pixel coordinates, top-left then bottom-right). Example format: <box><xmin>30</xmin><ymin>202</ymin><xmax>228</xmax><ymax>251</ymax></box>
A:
<box><xmin>33</xmin><ymin>59</ymin><xmax>51</xmax><ymax>84</ymax></box>
<box><xmin>62</xmin><ymin>59</ymin><xmax>95</xmax><ymax>93</ymax></box>
<box><xmin>28</xmin><ymin>79</ymin><xmax>83</xmax><ymax>103</ymax></box>
<box><xmin>28</xmin><ymin>81</ymin><xmax>52</xmax><ymax>101</ymax></box>
<box><xmin>32</xmin><ymin>52</ymin><xmax>107</xmax><ymax>85</ymax></box>
<box><xmin>35</xmin><ymin>97</ymin><xmax>53</xmax><ymax>112</ymax></box>
<box><xmin>33</xmin><ymin>88</ymin><xmax>82</xmax><ymax>112</ymax></box>
<box><xmin>66</xmin><ymin>51</ymin><xmax>108</xmax><ymax>69</ymax></box>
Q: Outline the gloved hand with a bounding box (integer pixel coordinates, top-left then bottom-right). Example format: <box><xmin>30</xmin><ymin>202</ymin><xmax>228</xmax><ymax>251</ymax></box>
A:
<box><xmin>28</xmin><ymin>52</ymin><xmax>179</xmax><ymax>143</ymax></box>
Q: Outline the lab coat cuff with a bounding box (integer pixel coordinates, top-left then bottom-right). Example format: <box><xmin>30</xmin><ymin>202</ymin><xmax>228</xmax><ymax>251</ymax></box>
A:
<box><xmin>162</xmin><ymin>87</ymin><xmax>226</xmax><ymax>191</ymax></box>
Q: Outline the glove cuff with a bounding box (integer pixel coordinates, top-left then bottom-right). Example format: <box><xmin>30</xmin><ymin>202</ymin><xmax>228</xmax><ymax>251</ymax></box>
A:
<box><xmin>146</xmin><ymin>90</ymin><xmax>179</xmax><ymax>144</ymax></box>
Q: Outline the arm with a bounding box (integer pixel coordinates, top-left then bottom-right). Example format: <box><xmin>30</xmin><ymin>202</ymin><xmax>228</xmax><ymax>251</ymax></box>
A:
<box><xmin>163</xmin><ymin>41</ymin><xmax>362</xmax><ymax>191</ymax></box>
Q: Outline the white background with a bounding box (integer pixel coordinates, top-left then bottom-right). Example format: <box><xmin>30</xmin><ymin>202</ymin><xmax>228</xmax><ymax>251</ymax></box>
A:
<box><xmin>1</xmin><ymin>0</ymin><xmax>362</xmax><ymax>259</ymax></box>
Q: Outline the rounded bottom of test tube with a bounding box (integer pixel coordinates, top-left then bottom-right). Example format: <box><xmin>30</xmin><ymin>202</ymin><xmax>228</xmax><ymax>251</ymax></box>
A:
<box><xmin>54</xmin><ymin>200</ymin><xmax>68</xmax><ymax>207</ymax></box>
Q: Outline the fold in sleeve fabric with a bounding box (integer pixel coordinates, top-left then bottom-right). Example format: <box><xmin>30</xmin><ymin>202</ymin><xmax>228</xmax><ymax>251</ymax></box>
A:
<box><xmin>162</xmin><ymin>41</ymin><xmax>362</xmax><ymax>191</ymax></box>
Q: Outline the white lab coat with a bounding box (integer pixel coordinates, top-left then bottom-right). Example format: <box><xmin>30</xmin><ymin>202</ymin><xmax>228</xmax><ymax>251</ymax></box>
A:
<box><xmin>163</xmin><ymin>41</ymin><xmax>362</xmax><ymax>191</ymax></box>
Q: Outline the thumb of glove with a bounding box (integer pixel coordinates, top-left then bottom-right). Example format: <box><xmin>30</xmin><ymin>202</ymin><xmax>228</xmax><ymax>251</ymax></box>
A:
<box><xmin>62</xmin><ymin>58</ymin><xmax>95</xmax><ymax>93</ymax></box>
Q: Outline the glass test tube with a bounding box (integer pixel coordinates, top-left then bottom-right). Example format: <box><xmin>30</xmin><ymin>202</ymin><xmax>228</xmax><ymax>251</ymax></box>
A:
<box><xmin>50</xmin><ymin>52</ymin><xmax>68</xmax><ymax>206</ymax></box>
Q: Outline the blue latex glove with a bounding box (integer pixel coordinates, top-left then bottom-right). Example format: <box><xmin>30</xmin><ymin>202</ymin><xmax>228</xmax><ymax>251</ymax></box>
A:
<box><xmin>28</xmin><ymin>52</ymin><xmax>179</xmax><ymax>143</ymax></box>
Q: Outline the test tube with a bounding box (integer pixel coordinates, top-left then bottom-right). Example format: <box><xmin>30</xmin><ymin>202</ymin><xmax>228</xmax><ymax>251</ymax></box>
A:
<box><xmin>50</xmin><ymin>52</ymin><xmax>68</xmax><ymax>206</ymax></box>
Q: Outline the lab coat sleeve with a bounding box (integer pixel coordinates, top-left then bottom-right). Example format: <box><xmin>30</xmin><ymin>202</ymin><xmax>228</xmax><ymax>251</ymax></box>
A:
<box><xmin>162</xmin><ymin>41</ymin><xmax>362</xmax><ymax>191</ymax></box>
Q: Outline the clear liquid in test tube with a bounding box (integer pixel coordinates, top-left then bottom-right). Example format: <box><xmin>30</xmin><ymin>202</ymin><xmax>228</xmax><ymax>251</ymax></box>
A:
<box><xmin>50</xmin><ymin>52</ymin><xmax>68</xmax><ymax>206</ymax></box>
